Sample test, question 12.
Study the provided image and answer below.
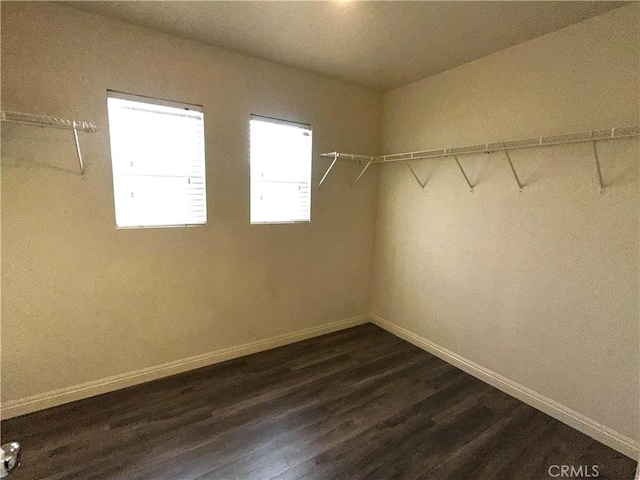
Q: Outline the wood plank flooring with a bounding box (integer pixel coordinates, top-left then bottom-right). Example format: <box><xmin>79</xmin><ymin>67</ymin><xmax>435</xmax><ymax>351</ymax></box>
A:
<box><xmin>1</xmin><ymin>324</ymin><xmax>636</xmax><ymax>479</ymax></box>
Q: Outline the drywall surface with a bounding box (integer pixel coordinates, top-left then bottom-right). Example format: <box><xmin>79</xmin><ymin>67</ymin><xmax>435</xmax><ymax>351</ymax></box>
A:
<box><xmin>374</xmin><ymin>5</ymin><xmax>639</xmax><ymax>443</ymax></box>
<box><xmin>0</xmin><ymin>2</ymin><xmax>380</xmax><ymax>405</ymax></box>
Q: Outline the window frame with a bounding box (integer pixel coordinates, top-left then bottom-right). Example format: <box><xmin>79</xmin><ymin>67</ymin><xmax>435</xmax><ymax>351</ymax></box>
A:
<box><xmin>106</xmin><ymin>90</ymin><xmax>207</xmax><ymax>230</ymax></box>
<box><xmin>249</xmin><ymin>114</ymin><xmax>313</xmax><ymax>226</ymax></box>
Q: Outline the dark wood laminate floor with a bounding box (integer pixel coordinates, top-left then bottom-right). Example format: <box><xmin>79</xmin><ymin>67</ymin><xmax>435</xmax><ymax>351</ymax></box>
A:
<box><xmin>1</xmin><ymin>324</ymin><xmax>636</xmax><ymax>480</ymax></box>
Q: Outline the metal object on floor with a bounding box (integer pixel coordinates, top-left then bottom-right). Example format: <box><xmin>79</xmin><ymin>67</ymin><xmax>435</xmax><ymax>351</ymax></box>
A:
<box><xmin>0</xmin><ymin>442</ymin><xmax>21</xmax><ymax>477</ymax></box>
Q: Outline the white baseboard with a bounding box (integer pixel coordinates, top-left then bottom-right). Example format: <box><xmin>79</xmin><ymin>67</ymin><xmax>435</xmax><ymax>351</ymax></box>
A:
<box><xmin>370</xmin><ymin>314</ymin><xmax>639</xmax><ymax>460</ymax></box>
<box><xmin>0</xmin><ymin>314</ymin><xmax>369</xmax><ymax>420</ymax></box>
<box><xmin>4</xmin><ymin>312</ymin><xmax>637</xmax><ymax>461</ymax></box>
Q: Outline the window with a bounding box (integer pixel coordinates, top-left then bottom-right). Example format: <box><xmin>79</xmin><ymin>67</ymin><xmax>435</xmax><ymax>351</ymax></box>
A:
<box><xmin>250</xmin><ymin>115</ymin><xmax>312</xmax><ymax>224</ymax></box>
<box><xmin>107</xmin><ymin>91</ymin><xmax>206</xmax><ymax>228</ymax></box>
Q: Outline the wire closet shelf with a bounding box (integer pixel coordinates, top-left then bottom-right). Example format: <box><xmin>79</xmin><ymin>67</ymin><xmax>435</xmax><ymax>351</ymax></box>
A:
<box><xmin>317</xmin><ymin>126</ymin><xmax>639</xmax><ymax>193</ymax></box>
<box><xmin>1</xmin><ymin>110</ymin><xmax>98</xmax><ymax>176</ymax></box>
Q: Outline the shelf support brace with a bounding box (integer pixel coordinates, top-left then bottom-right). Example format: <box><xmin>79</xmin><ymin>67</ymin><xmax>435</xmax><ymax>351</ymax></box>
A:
<box><xmin>404</xmin><ymin>160</ymin><xmax>427</xmax><ymax>190</ymax></box>
<box><xmin>405</xmin><ymin>160</ymin><xmax>427</xmax><ymax>189</ymax></box>
<box><xmin>592</xmin><ymin>141</ymin><xmax>605</xmax><ymax>194</ymax></box>
<box><xmin>503</xmin><ymin>148</ymin><xmax>523</xmax><ymax>193</ymax></box>
<box><xmin>318</xmin><ymin>153</ymin><xmax>339</xmax><ymax>186</ymax></box>
<box><xmin>72</xmin><ymin>125</ymin><xmax>85</xmax><ymax>177</ymax></box>
<box><xmin>453</xmin><ymin>155</ymin><xmax>473</xmax><ymax>192</ymax></box>
<box><xmin>352</xmin><ymin>157</ymin><xmax>375</xmax><ymax>187</ymax></box>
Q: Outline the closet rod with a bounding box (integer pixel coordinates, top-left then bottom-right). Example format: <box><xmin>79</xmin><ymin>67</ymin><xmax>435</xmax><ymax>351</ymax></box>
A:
<box><xmin>1</xmin><ymin>110</ymin><xmax>97</xmax><ymax>176</ymax></box>
<box><xmin>319</xmin><ymin>126</ymin><xmax>639</xmax><ymax>164</ymax></box>
<box><xmin>1</xmin><ymin>110</ymin><xmax>97</xmax><ymax>133</ymax></box>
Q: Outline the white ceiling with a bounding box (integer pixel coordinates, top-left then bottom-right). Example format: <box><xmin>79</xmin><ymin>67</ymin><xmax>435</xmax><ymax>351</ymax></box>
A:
<box><xmin>64</xmin><ymin>1</ymin><xmax>626</xmax><ymax>92</ymax></box>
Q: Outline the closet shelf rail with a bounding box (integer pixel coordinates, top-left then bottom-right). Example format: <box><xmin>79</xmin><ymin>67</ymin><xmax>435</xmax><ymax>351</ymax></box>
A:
<box><xmin>1</xmin><ymin>110</ymin><xmax>98</xmax><ymax>176</ymax></box>
<box><xmin>318</xmin><ymin>125</ymin><xmax>639</xmax><ymax>193</ymax></box>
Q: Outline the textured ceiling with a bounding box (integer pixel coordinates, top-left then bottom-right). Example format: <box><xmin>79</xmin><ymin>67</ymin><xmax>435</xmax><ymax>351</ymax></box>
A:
<box><xmin>63</xmin><ymin>1</ymin><xmax>626</xmax><ymax>92</ymax></box>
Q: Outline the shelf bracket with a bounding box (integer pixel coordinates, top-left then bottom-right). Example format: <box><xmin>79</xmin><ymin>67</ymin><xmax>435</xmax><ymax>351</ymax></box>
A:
<box><xmin>352</xmin><ymin>157</ymin><xmax>375</xmax><ymax>187</ymax></box>
<box><xmin>592</xmin><ymin>141</ymin><xmax>605</xmax><ymax>195</ymax></box>
<box><xmin>503</xmin><ymin>147</ymin><xmax>523</xmax><ymax>193</ymax></box>
<box><xmin>72</xmin><ymin>125</ymin><xmax>85</xmax><ymax>177</ymax></box>
<box><xmin>405</xmin><ymin>160</ymin><xmax>427</xmax><ymax>189</ymax></box>
<box><xmin>318</xmin><ymin>153</ymin><xmax>339</xmax><ymax>186</ymax></box>
<box><xmin>453</xmin><ymin>155</ymin><xmax>474</xmax><ymax>192</ymax></box>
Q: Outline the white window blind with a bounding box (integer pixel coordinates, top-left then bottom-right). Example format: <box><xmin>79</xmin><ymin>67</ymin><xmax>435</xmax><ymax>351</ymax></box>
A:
<box><xmin>107</xmin><ymin>91</ymin><xmax>206</xmax><ymax>228</ymax></box>
<box><xmin>250</xmin><ymin>115</ymin><xmax>312</xmax><ymax>224</ymax></box>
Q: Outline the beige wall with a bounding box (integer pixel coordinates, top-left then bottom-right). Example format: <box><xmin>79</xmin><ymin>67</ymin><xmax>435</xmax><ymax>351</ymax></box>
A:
<box><xmin>0</xmin><ymin>2</ymin><xmax>381</xmax><ymax>403</ymax></box>
<box><xmin>373</xmin><ymin>4</ymin><xmax>639</xmax><ymax>443</ymax></box>
<box><xmin>2</xmin><ymin>0</ymin><xmax>638</xmax><ymax>453</ymax></box>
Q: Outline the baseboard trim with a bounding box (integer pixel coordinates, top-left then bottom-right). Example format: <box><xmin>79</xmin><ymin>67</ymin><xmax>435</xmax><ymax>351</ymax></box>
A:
<box><xmin>4</xmin><ymin>313</ymin><xmax>637</xmax><ymax>460</ymax></box>
<box><xmin>370</xmin><ymin>314</ymin><xmax>639</xmax><ymax>460</ymax></box>
<box><xmin>0</xmin><ymin>314</ymin><xmax>369</xmax><ymax>420</ymax></box>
